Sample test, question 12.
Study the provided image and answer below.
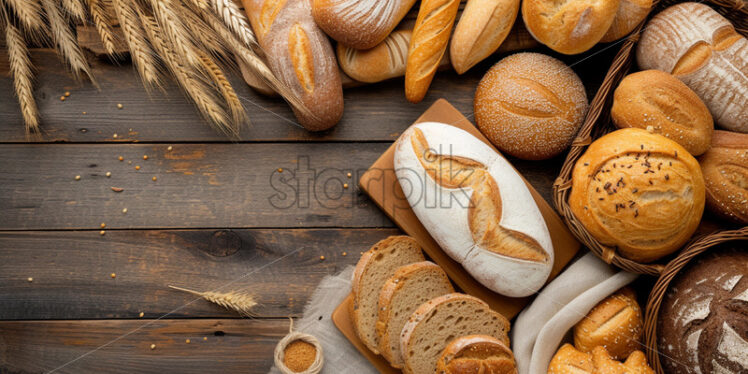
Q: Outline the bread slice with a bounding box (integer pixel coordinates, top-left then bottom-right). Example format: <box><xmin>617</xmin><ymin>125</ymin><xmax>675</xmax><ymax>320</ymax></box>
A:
<box><xmin>400</xmin><ymin>293</ymin><xmax>510</xmax><ymax>374</ymax></box>
<box><xmin>376</xmin><ymin>261</ymin><xmax>454</xmax><ymax>368</ymax></box>
<box><xmin>351</xmin><ymin>236</ymin><xmax>425</xmax><ymax>354</ymax></box>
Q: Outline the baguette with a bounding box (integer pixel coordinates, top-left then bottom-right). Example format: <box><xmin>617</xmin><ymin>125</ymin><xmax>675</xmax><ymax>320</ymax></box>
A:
<box><xmin>405</xmin><ymin>0</ymin><xmax>461</xmax><ymax>103</ymax></box>
<box><xmin>243</xmin><ymin>0</ymin><xmax>343</xmax><ymax>131</ymax></box>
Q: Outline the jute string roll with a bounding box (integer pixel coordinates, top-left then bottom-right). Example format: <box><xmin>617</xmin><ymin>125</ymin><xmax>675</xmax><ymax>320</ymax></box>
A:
<box><xmin>274</xmin><ymin>318</ymin><xmax>324</xmax><ymax>374</ymax></box>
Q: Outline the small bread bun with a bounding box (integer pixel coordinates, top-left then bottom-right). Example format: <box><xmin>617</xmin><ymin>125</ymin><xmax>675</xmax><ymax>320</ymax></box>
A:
<box><xmin>699</xmin><ymin>130</ymin><xmax>748</xmax><ymax>224</ymax></box>
<box><xmin>436</xmin><ymin>335</ymin><xmax>517</xmax><ymax>374</ymax></box>
<box><xmin>599</xmin><ymin>0</ymin><xmax>652</xmax><ymax>42</ymax></box>
<box><xmin>474</xmin><ymin>53</ymin><xmax>588</xmax><ymax>160</ymax></box>
<box><xmin>573</xmin><ymin>287</ymin><xmax>643</xmax><ymax>360</ymax></box>
<box><xmin>569</xmin><ymin>128</ymin><xmax>705</xmax><ymax>263</ymax></box>
<box><xmin>591</xmin><ymin>346</ymin><xmax>655</xmax><ymax>373</ymax></box>
<box><xmin>611</xmin><ymin>70</ymin><xmax>713</xmax><ymax>156</ymax></box>
<box><xmin>548</xmin><ymin>344</ymin><xmax>594</xmax><ymax>374</ymax></box>
<box><xmin>522</xmin><ymin>0</ymin><xmax>620</xmax><ymax>54</ymax></box>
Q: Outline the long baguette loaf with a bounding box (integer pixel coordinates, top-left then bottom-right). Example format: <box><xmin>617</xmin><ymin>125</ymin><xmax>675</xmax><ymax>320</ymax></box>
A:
<box><xmin>243</xmin><ymin>0</ymin><xmax>343</xmax><ymax>131</ymax></box>
<box><xmin>394</xmin><ymin>122</ymin><xmax>554</xmax><ymax>297</ymax></box>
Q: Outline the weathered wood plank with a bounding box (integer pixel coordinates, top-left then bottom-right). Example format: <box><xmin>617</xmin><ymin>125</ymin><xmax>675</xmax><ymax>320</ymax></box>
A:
<box><xmin>0</xmin><ymin>229</ymin><xmax>397</xmax><ymax>320</ymax></box>
<box><xmin>0</xmin><ymin>46</ymin><xmax>616</xmax><ymax>143</ymax></box>
<box><xmin>0</xmin><ymin>319</ymin><xmax>286</xmax><ymax>373</ymax></box>
<box><xmin>0</xmin><ymin>142</ymin><xmax>563</xmax><ymax>230</ymax></box>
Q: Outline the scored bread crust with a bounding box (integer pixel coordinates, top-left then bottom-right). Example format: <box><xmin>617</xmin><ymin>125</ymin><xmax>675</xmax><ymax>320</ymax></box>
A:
<box><xmin>337</xmin><ymin>28</ymin><xmax>412</xmax><ymax>84</ymax></box>
<box><xmin>350</xmin><ymin>235</ymin><xmax>425</xmax><ymax>354</ymax></box>
<box><xmin>436</xmin><ymin>334</ymin><xmax>517</xmax><ymax>374</ymax></box>
<box><xmin>599</xmin><ymin>0</ymin><xmax>652</xmax><ymax>43</ymax></box>
<box><xmin>376</xmin><ymin>261</ymin><xmax>454</xmax><ymax>368</ymax></box>
<box><xmin>699</xmin><ymin>130</ymin><xmax>748</xmax><ymax>224</ymax></box>
<box><xmin>400</xmin><ymin>293</ymin><xmax>511</xmax><ymax>374</ymax></box>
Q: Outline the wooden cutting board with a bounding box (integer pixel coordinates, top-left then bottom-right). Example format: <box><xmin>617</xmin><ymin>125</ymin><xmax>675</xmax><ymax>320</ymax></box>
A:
<box><xmin>332</xmin><ymin>98</ymin><xmax>581</xmax><ymax>372</ymax></box>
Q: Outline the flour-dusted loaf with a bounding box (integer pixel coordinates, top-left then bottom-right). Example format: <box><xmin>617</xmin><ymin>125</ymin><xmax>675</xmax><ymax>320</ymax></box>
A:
<box><xmin>450</xmin><ymin>0</ymin><xmax>520</xmax><ymax>74</ymax></box>
<box><xmin>569</xmin><ymin>128</ymin><xmax>705</xmax><ymax>263</ymax></box>
<box><xmin>311</xmin><ymin>0</ymin><xmax>417</xmax><ymax>50</ymax></box>
<box><xmin>436</xmin><ymin>335</ymin><xmax>517</xmax><ymax>374</ymax></box>
<box><xmin>657</xmin><ymin>246</ymin><xmax>748</xmax><ymax>374</ymax></box>
<box><xmin>636</xmin><ymin>2</ymin><xmax>748</xmax><ymax>133</ymax></box>
<box><xmin>699</xmin><ymin>131</ymin><xmax>748</xmax><ymax>225</ymax></box>
<box><xmin>376</xmin><ymin>261</ymin><xmax>454</xmax><ymax>368</ymax></box>
<box><xmin>244</xmin><ymin>0</ymin><xmax>343</xmax><ymax>131</ymax></box>
<box><xmin>394</xmin><ymin>122</ymin><xmax>554</xmax><ymax>297</ymax></box>
<box><xmin>400</xmin><ymin>293</ymin><xmax>511</xmax><ymax>374</ymax></box>
<box><xmin>599</xmin><ymin>0</ymin><xmax>651</xmax><ymax>42</ymax></box>
<box><xmin>351</xmin><ymin>236</ymin><xmax>425</xmax><ymax>354</ymax></box>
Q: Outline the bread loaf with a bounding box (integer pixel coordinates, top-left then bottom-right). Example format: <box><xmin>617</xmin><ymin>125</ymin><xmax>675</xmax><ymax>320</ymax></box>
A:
<box><xmin>569</xmin><ymin>128</ymin><xmax>705</xmax><ymax>263</ymax></box>
<box><xmin>376</xmin><ymin>261</ymin><xmax>454</xmax><ymax>368</ymax></box>
<box><xmin>244</xmin><ymin>0</ymin><xmax>343</xmax><ymax>131</ymax></box>
<box><xmin>572</xmin><ymin>287</ymin><xmax>643</xmax><ymax>360</ymax></box>
<box><xmin>474</xmin><ymin>53</ymin><xmax>588</xmax><ymax>160</ymax></box>
<box><xmin>611</xmin><ymin>70</ymin><xmax>713</xmax><ymax>156</ymax></box>
<box><xmin>436</xmin><ymin>335</ymin><xmax>517</xmax><ymax>374</ymax></box>
<box><xmin>311</xmin><ymin>0</ymin><xmax>417</xmax><ymax>50</ymax></box>
<box><xmin>351</xmin><ymin>236</ymin><xmax>425</xmax><ymax>354</ymax></box>
<box><xmin>522</xmin><ymin>0</ymin><xmax>620</xmax><ymax>54</ymax></box>
<box><xmin>405</xmin><ymin>0</ymin><xmax>460</xmax><ymax>103</ymax></box>
<box><xmin>337</xmin><ymin>29</ymin><xmax>412</xmax><ymax>83</ymax></box>
<box><xmin>547</xmin><ymin>344</ymin><xmax>594</xmax><ymax>373</ymax></box>
<box><xmin>400</xmin><ymin>293</ymin><xmax>511</xmax><ymax>374</ymax></box>
<box><xmin>637</xmin><ymin>2</ymin><xmax>748</xmax><ymax>133</ymax></box>
<box><xmin>599</xmin><ymin>0</ymin><xmax>651</xmax><ymax>42</ymax></box>
<box><xmin>548</xmin><ymin>344</ymin><xmax>654</xmax><ymax>373</ymax></box>
<box><xmin>657</xmin><ymin>246</ymin><xmax>748</xmax><ymax>374</ymax></box>
<box><xmin>699</xmin><ymin>130</ymin><xmax>748</xmax><ymax>225</ymax></box>
<box><xmin>449</xmin><ymin>0</ymin><xmax>520</xmax><ymax>74</ymax></box>
<box><xmin>394</xmin><ymin>122</ymin><xmax>554</xmax><ymax>297</ymax></box>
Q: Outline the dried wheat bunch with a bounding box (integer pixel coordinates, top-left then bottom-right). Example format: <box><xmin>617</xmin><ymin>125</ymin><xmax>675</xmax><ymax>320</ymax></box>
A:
<box><xmin>169</xmin><ymin>285</ymin><xmax>258</xmax><ymax>317</ymax></box>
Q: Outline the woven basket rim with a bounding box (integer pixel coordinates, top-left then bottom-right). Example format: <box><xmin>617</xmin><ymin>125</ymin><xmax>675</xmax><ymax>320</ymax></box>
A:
<box><xmin>642</xmin><ymin>226</ymin><xmax>748</xmax><ymax>374</ymax></box>
<box><xmin>552</xmin><ymin>0</ymin><xmax>748</xmax><ymax>276</ymax></box>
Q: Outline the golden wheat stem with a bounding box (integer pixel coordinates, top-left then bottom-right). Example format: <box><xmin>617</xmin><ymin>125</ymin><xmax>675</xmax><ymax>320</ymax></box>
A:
<box><xmin>5</xmin><ymin>23</ymin><xmax>40</xmax><ymax>135</ymax></box>
<box><xmin>87</xmin><ymin>0</ymin><xmax>118</xmax><ymax>55</ymax></box>
<box><xmin>41</xmin><ymin>0</ymin><xmax>96</xmax><ymax>85</ymax></box>
<box><xmin>111</xmin><ymin>0</ymin><xmax>162</xmax><ymax>90</ymax></box>
<box><xmin>62</xmin><ymin>0</ymin><xmax>87</xmax><ymax>22</ymax></box>
<box><xmin>207</xmin><ymin>0</ymin><xmax>258</xmax><ymax>50</ymax></box>
<box><xmin>2</xmin><ymin>0</ymin><xmax>45</xmax><ymax>33</ymax></box>
<box><xmin>196</xmin><ymin>50</ymin><xmax>248</xmax><ymax>127</ymax></box>
<box><xmin>179</xmin><ymin>5</ymin><xmax>229</xmax><ymax>59</ymax></box>
<box><xmin>147</xmin><ymin>0</ymin><xmax>198</xmax><ymax>66</ymax></box>
<box><xmin>169</xmin><ymin>285</ymin><xmax>257</xmax><ymax>317</ymax></box>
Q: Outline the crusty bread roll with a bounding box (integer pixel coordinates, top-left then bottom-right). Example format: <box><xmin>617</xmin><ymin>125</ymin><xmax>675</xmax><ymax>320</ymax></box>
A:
<box><xmin>611</xmin><ymin>70</ymin><xmax>713</xmax><ymax>156</ymax></box>
<box><xmin>548</xmin><ymin>344</ymin><xmax>594</xmax><ymax>374</ymax></box>
<box><xmin>350</xmin><ymin>236</ymin><xmax>425</xmax><ymax>354</ymax></box>
<box><xmin>573</xmin><ymin>287</ymin><xmax>643</xmax><ymax>360</ymax></box>
<box><xmin>569</xmin><ymin>128</ymin><xmax>705</xmax><ymax>263</ymax></box>
<box><xmin>244</xmin><ymin>0</ymin><xmax>343</xmax><ymax>131</ymax></box>
<box><xmin>394</xmin><ymin>122</ymin><xmax>554</xmax><ymax>297</ymax></box>
<box><xmin>548</xmin><ymin>344</ymin><xmax>654</xmax><ymax>374</ymax></box>
<box><xmin>436</xmin><ymin>335</ymin><xmax>517</xmax><ymax>374</ymax></box>
<box><xmin>311</xmin><ymin>0</ymin><xmax>417</xmax><ymax>50</ymax></box>
<box><xmin>637</xmin><ymin>2</ymin><xmax>748</xmax><ymax>133</ymax></box>
<box><xmin>474</xmin><ymin>53</ymin><xmax>588</xmax><ymax>160</ymax></box>
<box><xmin>405</xmin><ymin>0</ymin><xmax>460</xmax><ymax>103</ymax></box>
<box><xmin>599</xmin><ymin>0</ymin><xmax>651</xmax><ymax>42</ymax></box>
<box><xmin>522</xmin><ymin>0</ymin><xmax>620</xmax><ymax>54</ymax></box>
<box><xmin>337</xmin><ymin>29</ymin><xmax>412</xmax><ymax>83</ymax></box>
<box><xmin>376</xmin><ymin>261</ymin><xmax>454</xmax><ymax>368</ymax></box>
<box><xmin>400</xmin><ymin>293</ymin><xmax>510</xmax><ymax>374</ymax></box>
<box><xmin>699</xmin><ymin>130</ymin><xmax>748</xmax><ymax>225</ymax></box>
<box><xmin>450</xmin><ymin>0</ymin><xmax>520</xmax><ymax>74</ymax></box>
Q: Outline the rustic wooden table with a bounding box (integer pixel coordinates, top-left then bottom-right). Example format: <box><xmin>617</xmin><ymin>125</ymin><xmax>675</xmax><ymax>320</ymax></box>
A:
<box><xmin>0</xmin><ymin>47</ymin><xmax>615</xmax><ymax>373</ymax></box>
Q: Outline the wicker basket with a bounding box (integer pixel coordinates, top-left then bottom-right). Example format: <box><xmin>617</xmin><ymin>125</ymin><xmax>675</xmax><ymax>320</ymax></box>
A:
<box><xmin>552</xmin><ymin>0</ymin><xmax>748</xmax><ymax>276</ymax></box>
<box><xmin>642</xmin><ymin>226</ymin><xmax>748</xmax><ymax>374</ymax></box>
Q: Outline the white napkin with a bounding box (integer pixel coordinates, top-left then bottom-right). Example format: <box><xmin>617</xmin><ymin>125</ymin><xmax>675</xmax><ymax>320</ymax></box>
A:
<box><xmin>512</xmin><ymin>253</ymin><xmax>638</xmax><ymax>374</ymax></box>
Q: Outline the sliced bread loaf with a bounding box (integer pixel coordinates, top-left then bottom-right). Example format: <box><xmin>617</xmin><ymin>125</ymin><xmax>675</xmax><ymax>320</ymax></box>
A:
<box><xmin>376</xmin><ymin>261</ymin><xmax>454</xmax><ymax>368</ymax></box>
<box><xmin>400</xmin><ymin>293</ymin><xmax>511</xmax><ymax>374</ymax></box>
<box><xmin>351</xmin><ymin>236</ymin><xmax>425</xmax><ymax>354</ymax></box>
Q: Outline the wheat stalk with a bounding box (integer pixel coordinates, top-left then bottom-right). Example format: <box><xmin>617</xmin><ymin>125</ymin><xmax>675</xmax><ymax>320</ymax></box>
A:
<box><xmin>207</xmin><ymin>0</ymin><xmax>258</xmax><ymax>50</ymax></box>
<box><xmin>196</xmin><ymin>49</ymin><xmax>248</xmax><ymax>127</ymax></box>
<box><xmin>5</xmin><ymin>23</ymin><xmax>40</xmax><ymax>135</ymax></box>
<box><xmin>111</xmin><ymin>0</ymin><xmax>162</xmax><ymax>90</ymax></box>
<box><xmin>62</xmin><ymin>0</ymin><xmax>87</xmax><ymax>22</ymax></box>
<box><xmin>88</xmin><ymin>0</ymin><xmax>118</xmax><ymax>55</ymax></box>
<box><xmin>169</xmin><ymin>285</ymin><xmax>257</xmax><ymax>317</ymax></box>
<box><xmin>2</xmin><ymin>0</ymin><xmax>45</xmax><ymax>34</ymax></box>
<box><xmin>148</xmin><ymin>0</ymin><xmax>198</xmax><ymax>66</ymax></box>
<box><xmin>41</xmin><ymin>0</ymin><xmax>96</xmax><ymax>85</ymax></box>
<box><xmin>179</xmin><ymin>6</ymin><xmax>229</xmax><ymax>59</ymax></box>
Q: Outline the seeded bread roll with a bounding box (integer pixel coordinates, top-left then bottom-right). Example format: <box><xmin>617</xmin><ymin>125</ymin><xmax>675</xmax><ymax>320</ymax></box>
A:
<box><xmin>437</xmin><ymin>335</ymin><xmax>517</xmax><ymax>374</ymax></box>
<box><xmin>569</xmin><ymin>128</ymin><xmax>705</xmax><ymax>263</ymax></box>
<box><xmin>699</xmin><ymin>130</ymin><xmax>748</xmax><ymax>225</ymax></box>
<box><xmin>376</xmin><ymin>261</ymin><xmax>454</xmax><ymax>368</ymax></box>
<box><xmin>400</xmin><ymin>293</ymin><xmax>511</xmax><ymax>374</ymax></box>
<box><xmin>611</xmin><ymin>70</ymin><xmax>713</xmax><ymax>156</ymax></box>
<box><xmin>573</xmin><ymin>287</ymin><xmax>643</xmax><ymax>360</ymax></box>
<box><xmin>350</xmin><ymin>236</ymin><xmax>425</xmax><ymax>354</ymax></box>
<box><xmin>547</xmin><ymin>344</ymin><xmax>594</xmax><ymax>374</ymax></box>
<box><xmin>522</xmin><ymin>0</ymin><xmax>620</xmax><ymax>54</ymax></box>
<box><xmin>599</xmin><ymin>0</ymin><xmax>652</xmax><ymax>42</ymax></box>
<box><xmin>474</xmin><ymin>53</ymin><xmax>588</xmax><ymax>160</ymax></box>
<box><xmin>548</xmin><ymin>344</ymin><xmax>655</xmax><ymax>373</ymax></box>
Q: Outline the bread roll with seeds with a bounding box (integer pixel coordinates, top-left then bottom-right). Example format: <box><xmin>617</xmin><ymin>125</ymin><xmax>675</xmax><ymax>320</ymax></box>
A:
<box><xmin>573</xmin><ymin>287</ymin><xmax>643</xmax><ymax>360</ymax></box>
<box><xmin>599</xmin><ymin>0</ymin><xmax>651</xmax><ymax>42</ymax></box>
<box><xmin>699</xmin><ymin>130</ymin><xmax>748</xmax><ymax>224</ymax></box>
<box><xmin>474</xmin><ymin>53</ymin><xmax>588</xmax><ymax>160</ymax></box>
<box><xmin>569</xmin><ymin>128</ymin><xmax>705</xmax><ymax>262</ymax></box>
<box><xmin>591</xmin><ymin>346</ymin><xmax>654</xmax><ymax>373</ymax></box>
<box><xmin>611</xmin><ymin>70</ymin><xmax>713</xmax><ymax>156</ymax></box>
<box><xmin>436</xmin><ymin>335</ymin><xmax>518</xmax><ymax>374</ymax></box>
<box><xmin>547</xmin><ymin>344</ymin><xmax>594</xmax><ymax>374</ymax></box>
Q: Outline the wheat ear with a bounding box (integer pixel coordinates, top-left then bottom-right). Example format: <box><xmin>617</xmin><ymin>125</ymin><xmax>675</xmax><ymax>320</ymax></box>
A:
<box><xmin>207</xmin><ymin>0</ymin><xmax>259</xmax><ymax>50</ymax></box>
<box><xmin>196</xmin><ymin>50</ymin><xmax>248</xmax><ymax>127</ymax></box>
<box><xmin>169</xmin><ymin>286</ymin><xmax>257</xmax><ymax>317</ymax></box>
<box><xmin>111</xmin><ymin>0</ymin><xmax>162</xmax><ymax>90</ymax></box>
<box><xmin>5</xmin><ymin>23</ymin><xmax>40</xmax><ymax>135</ymax></box>
<box><xmin>87</xmin><ymin>0</ymin><xmax>118</xmax><ymax>55</ymax></box>
<box><xmin>41</xmin><ymin>0</ymin><xmax>96</xmax><ymax>85</ymax></box>
<box><xmin>61</xmin><ymin>0</ymin><xmax>87</xmax><ymax>22</ymax></box>
<box><xmin>2</xmin><ymin>0</ymin><xmax>45</xmax><ymax>34</ymax></box>
<box><xmin>179</xmin><ymin>5</ymin><xmax>229</xmax><ymax>59</ymax></box>
<box><xmin>147</xmin><ymin>0</ymin><xmax>198</xmax><ymax>67</ymax></box>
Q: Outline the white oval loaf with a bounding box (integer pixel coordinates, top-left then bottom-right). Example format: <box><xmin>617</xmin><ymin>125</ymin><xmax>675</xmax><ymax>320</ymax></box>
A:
<box><xmin>393</xmin><ymin>122</ymin><xmax>554</xmax><ymax>297</ymax></box>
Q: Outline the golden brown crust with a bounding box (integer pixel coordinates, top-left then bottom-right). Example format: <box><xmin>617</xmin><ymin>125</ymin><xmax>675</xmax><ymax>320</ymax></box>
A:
<box><xmin>569</xmin><ymin>128</ymin><xmax>705</xmax><ymax>263</ymax></box>
<box><xmin>591</xmin><ymin>346</ymin><xmax>654</xmax><ymax>374</ymax></box>
<box><xmin>436</xmin><ymin>335</ymin><xmax>517</xmax><ymax>374</ymax></box>
<box><xmin>699</xmin><ymin>130</ymin><xmax>748</xmax><ymax>224</ymax></box>
<box><xmin>548</xmin><ymin>344</ymin><xmax>594</xmax><ymax>374</ymax></box>
<box><xmin>337</xmin><ymin>29</ymin><xmax>412</xmax><ymax>84</ymax></box>
<box><xmin>611</xmin><ymin>70</ymin><xmax>713</xmax><ymax>156</ymax></box>
<box><xmin>573</xmin><ymin>287</ymin><xmax>643</xmax><ymax>360</ymax></box>
<box><xmin>599</xmin><ymin>0</ymin><xmax>651</xmax><ymax>42</ymax></box>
